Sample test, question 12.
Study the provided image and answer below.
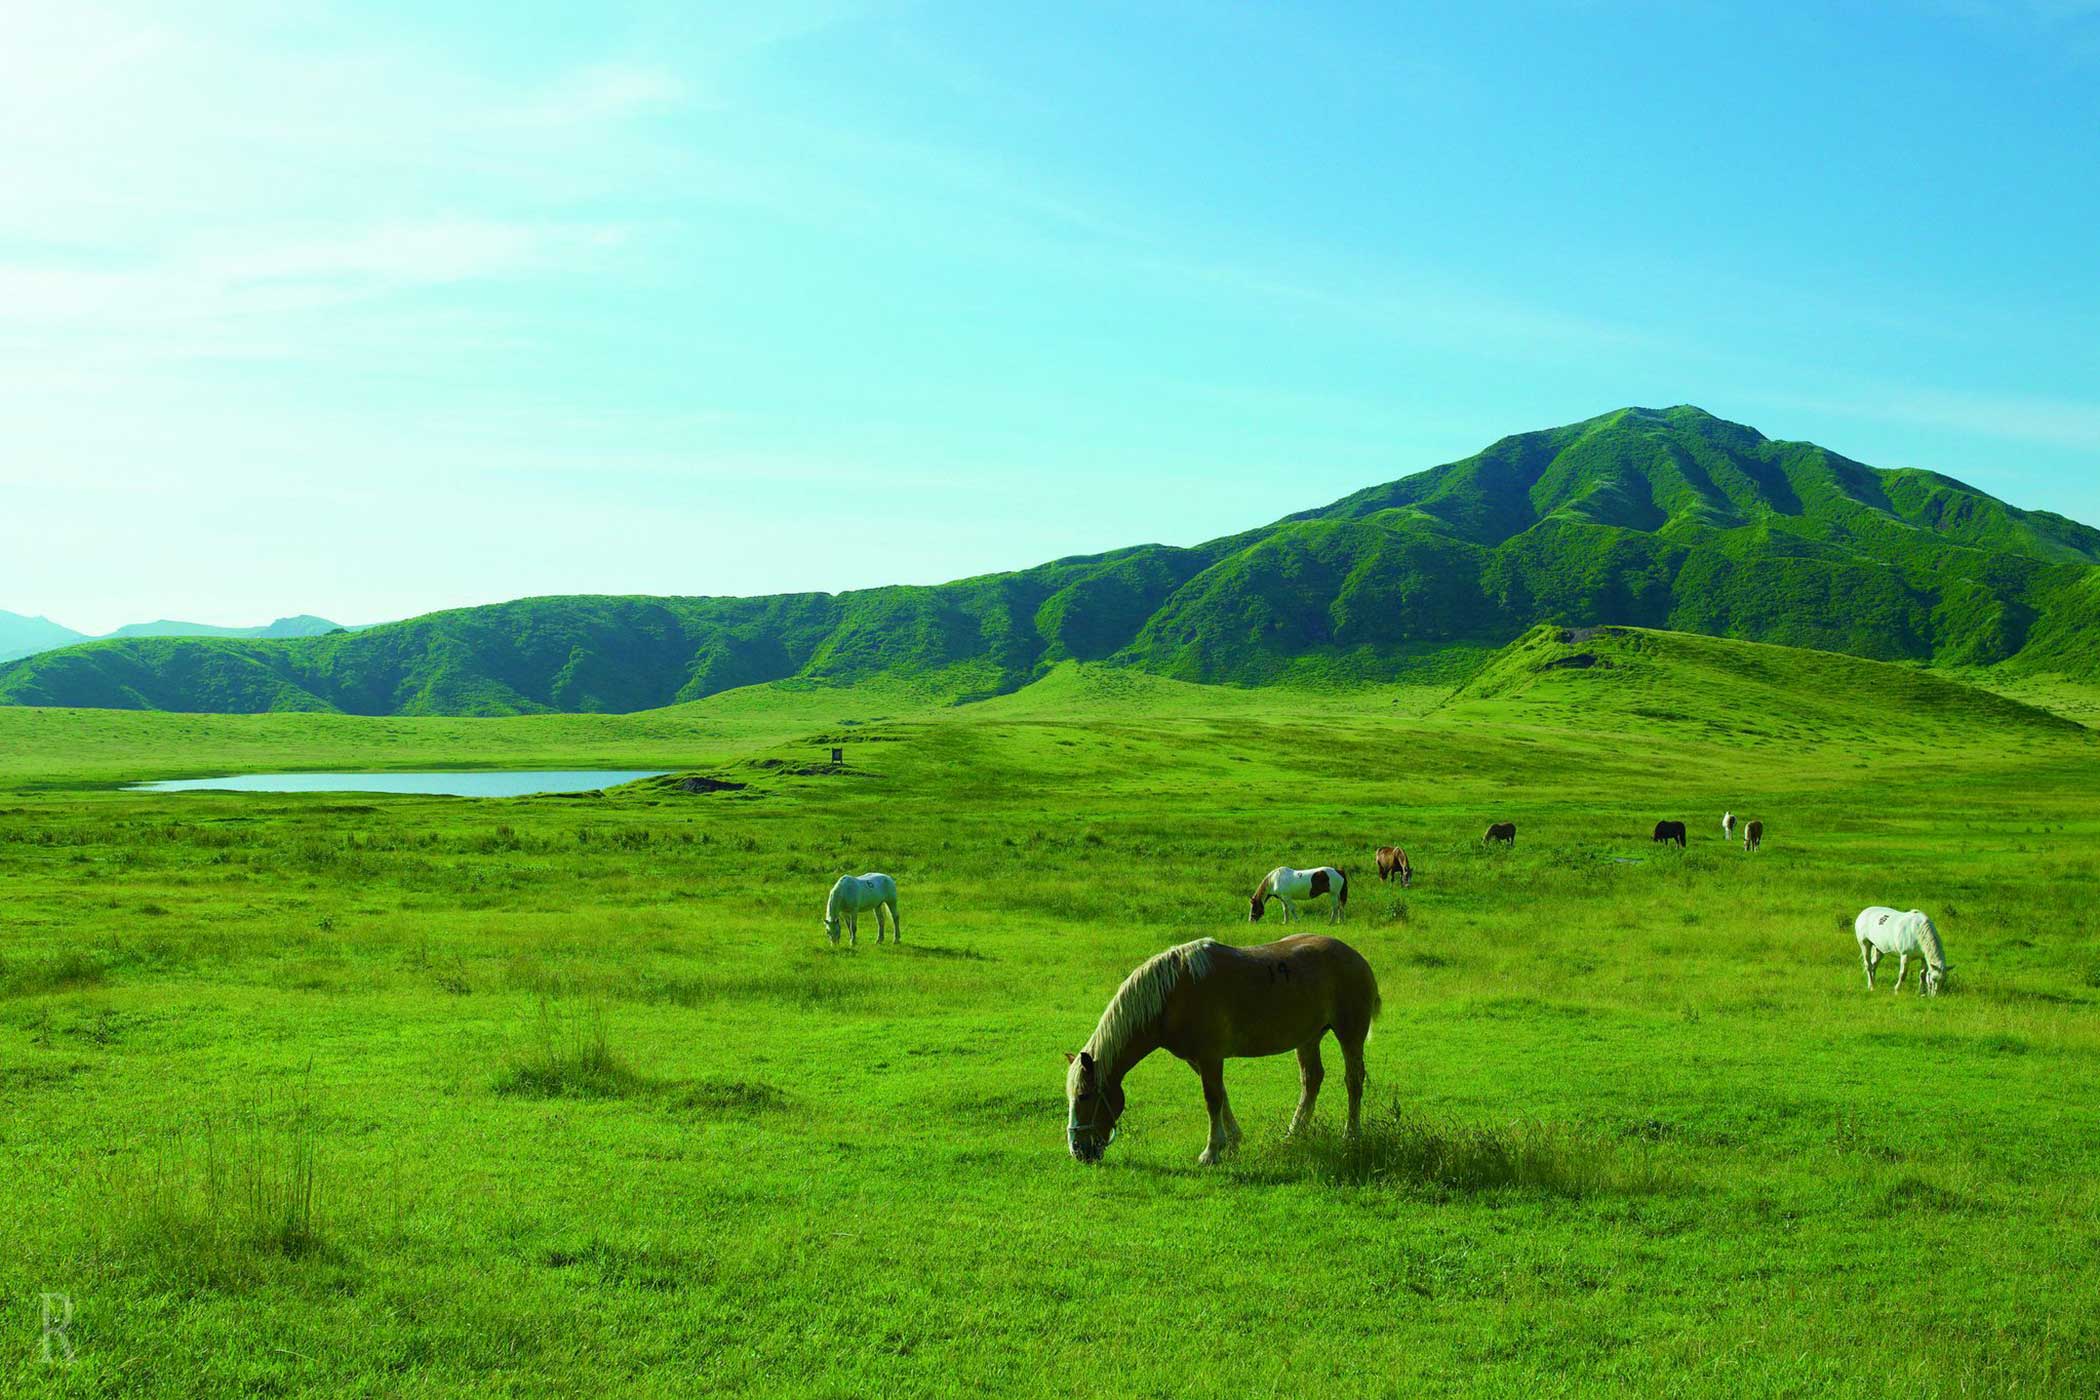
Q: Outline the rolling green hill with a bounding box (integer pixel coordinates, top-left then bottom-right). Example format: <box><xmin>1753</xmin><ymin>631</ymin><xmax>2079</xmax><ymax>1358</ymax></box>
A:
<box><xmin>1436</xmin><ymin>623</ymin><xmax>2085</xmax><ymax>747</ymax></box>
<box><xmin>6</xmin><ymin>406</ymin><xmax>2098</xmax><ymax>715</ymax></box>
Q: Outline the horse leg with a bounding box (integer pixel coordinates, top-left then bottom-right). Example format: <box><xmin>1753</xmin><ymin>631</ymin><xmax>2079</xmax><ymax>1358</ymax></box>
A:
<box><xmin>1861</xmin><ymin>942</ymin><xmax>1876</xmax><ymax>990</ymax></box>
<box><xmin>1279</xmin><ymin>896</ymin><xmax>1294</xmax><ymax>925</ymax></box>
<box><xmin>1341</xmin><ymin>1035</ymin><xmax>1367</xmax><ymax>1138</ymax></box>
<box><xmin>1894</xmin><ymin>953</ymin><xmax>1907</xmax><ymax>993</ymax></box>
<box><xmin>889</xmin><ymin>899</ymin><xmax>900</xmax><ymax>943</ymax></box>
<box><xmin>1290</xmin><ymin>1040</ymin><xmax>1325</xmax><ymax>1135</ymax></box>
<box><xmin>849</xmin><ymin>911</ymin><xmax>859</xmax><ymax>948</ymax></box>
<box><xmin>1197</xmin><ymin>1059</ymin><xmax>1234</xmax><ymax>1166</ymax></box>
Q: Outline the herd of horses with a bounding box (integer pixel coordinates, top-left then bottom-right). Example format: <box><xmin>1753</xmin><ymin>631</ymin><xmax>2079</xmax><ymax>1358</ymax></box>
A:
<box><xmin>828</xmin><ymin>812</ymin><xmax>1952</xmax><ymax>1165</ymax></box>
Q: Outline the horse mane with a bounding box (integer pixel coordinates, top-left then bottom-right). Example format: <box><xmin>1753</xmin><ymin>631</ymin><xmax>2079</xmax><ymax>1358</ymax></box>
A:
<box><xmin>1086</xmin><ymin>939</ymin><xmax>1219</xmax><ymax>1067</ymax></box>
<box><xmin>1913</xmin><ymin>912</ymin><xmax>1947</xmax><ymax>969</ymax></box>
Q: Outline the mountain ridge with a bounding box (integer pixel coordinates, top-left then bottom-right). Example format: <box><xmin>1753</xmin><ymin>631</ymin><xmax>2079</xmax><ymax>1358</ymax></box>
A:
<box><xmin>5</xmin><ymin>406</ymin><xmax>2097</xmax><ymax>715</ymax></box>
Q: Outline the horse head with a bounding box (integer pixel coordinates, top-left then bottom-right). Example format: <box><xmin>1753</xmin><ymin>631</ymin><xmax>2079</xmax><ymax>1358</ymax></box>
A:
<box><xmin>1064</xmin><ymin>1050</ymin><xmax>1124</xmax><ymax>1163</ymax></box>
<box><xmin>823</xmin><ymin>914</ymin><xmax>841</xmax><ymax>945</ymax></box>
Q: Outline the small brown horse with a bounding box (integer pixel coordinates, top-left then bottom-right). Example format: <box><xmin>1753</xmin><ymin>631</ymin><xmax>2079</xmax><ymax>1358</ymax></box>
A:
<box><xmin>1653</xmin><ymin>820</ymin><xmax>1687</xmax><ymax>848</ymax></box>
<box><xmin>1065</xmin><ymin>936</ymin><xmax>1382</xmax><ymax>1165</ymax></box>
<box><xmin>1744</xmin><ymin>819</ymin><xmax>1764</xmax><ymax>853</ymax></box>
<box><xmin>1375</xmin><ymin>846</ymin><xmax>1413</xmax><ymax>887</ymax></box>
<box><xmin>1483</xmin><ymin>821</ymin><xmax>1517</xmax><ymax>847</ymax></box>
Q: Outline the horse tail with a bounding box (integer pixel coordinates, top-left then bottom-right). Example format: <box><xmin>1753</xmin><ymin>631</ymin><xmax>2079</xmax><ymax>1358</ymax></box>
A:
<box><xmin>1335</xmin><ymin>867</ymin><xmax>1348</xmax><ymax>906</ymax></box>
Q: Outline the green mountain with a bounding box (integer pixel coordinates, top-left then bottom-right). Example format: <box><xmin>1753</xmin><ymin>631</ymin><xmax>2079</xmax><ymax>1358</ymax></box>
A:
<box><xmin>5</xmin><ymin>406</ymin><xmax>2098</xmax><ymax>715</ymax></box>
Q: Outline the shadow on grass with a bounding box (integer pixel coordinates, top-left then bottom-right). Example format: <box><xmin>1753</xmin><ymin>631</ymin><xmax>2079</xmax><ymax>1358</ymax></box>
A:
<box><xmin>892</xmin><ymin>942</ymin><xmax>994</xmax><ymax>961</ymax></box>
<box><xmin>670</xmin><ymin>1078</ymin><xmax>792</xmax><ymax>1114</ymax></box>
<box><xmin>1226</xmin><ymin>1101</ymin><xmax>1677</xmax><ymax>1199</ymax></box>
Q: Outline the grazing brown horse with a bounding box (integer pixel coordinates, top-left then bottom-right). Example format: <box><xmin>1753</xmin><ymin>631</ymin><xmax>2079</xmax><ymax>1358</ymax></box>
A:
<box><xmin>1375</xmin><ymin>846</ymin><xmax>1413</xmax><ymax>887</ymax></box>
<box><xmin>1065</xmin><ymin>936</ymin><xmax>1382</xmax><ymax>1165</ymax></box>
<box><xmin>1653</xmin><ymin>820</ymin><xmax>1687</xmax><ymax>848</ymax></box>
<box><xmin>1483</xmin><ymin>821</ymin><xmax>1517</xmax><ymax>847</ymax></box>
<box><xmin>1744</xmin><ymin>819</ymin><xmax>1764</xmax><ymax>853</ymax></box>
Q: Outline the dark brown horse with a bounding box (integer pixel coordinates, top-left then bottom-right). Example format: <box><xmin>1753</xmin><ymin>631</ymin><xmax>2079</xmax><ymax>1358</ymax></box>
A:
<box><xmin>1653</xmin><ymin>820</ymin><xmax>1687</xmax><ymax>848</ymax></box>
<box><xmin>1375</xmin><ymin>846</ymin><xmax>1413</xmax><ymax>887</ymax></box>
<box><xmin>1065</xmin><ymin>936</ymin><xmax>1382</xmax><ymax>1165</ymax></box>
<box><xmin>1744</xmin><ymin>819</ymin><xmax>1764</xmax><ymax>853</ymax></box>
<box><xmin>1483</xmin><ymin>821</ymin><xmax>1517</xmax><ymax>847</ymax></box>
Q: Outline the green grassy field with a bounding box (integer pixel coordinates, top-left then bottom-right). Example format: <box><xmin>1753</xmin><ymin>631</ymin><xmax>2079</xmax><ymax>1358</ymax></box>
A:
<box><xmin>6</xmin><ymin>632</ymin><xmax>2100</xmax><ymax>1396</ymax></box>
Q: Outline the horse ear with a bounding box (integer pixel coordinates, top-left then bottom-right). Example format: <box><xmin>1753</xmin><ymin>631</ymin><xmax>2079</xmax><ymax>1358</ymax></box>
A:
<box><xmin>1079</xmin><ymin>1051</ymin><xmax>1095</xmax><ymax>1073</ymax></box>
<box><xmin>1063</xmin><ymin>1052</ymin><xmax>1077</xmax><ymax>1066</ymax></box>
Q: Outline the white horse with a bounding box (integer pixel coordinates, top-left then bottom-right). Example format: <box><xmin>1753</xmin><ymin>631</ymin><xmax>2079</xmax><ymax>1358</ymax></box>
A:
<box><xmin>824</xmin><ymin>873</ymin><xmax>900</xmax><ymax>947</ymax></box>
<box><xmin>1855</xmin><ymin>907</ymin><xmax>1952</xmax><ymax>996</ymax></box>
<box><xmin>1249</xmin><ymin>866</ymin><xmax>1348</xmax><ymax>925</ymax></box>
<box><xmin>1722</xmin><ymin>811</ymin><xmax>1737</xmax><ymax>842</ymax></box>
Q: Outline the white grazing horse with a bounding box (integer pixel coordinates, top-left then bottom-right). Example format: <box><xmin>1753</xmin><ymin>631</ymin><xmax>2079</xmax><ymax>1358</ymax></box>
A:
<box><xmin>1250</xmin><ymin>866</ymin><xmax>1349</xmax><ymax>925</ymax></box>
<box><xmin>1855</xmin><ymin>907</ymin><xmax>1952</xmax><ymax>996</ymax></box>
<box><xmin>824</xmin><ymin>873</ymin><xmax>900</xmax><ymax>947</ymax></box>
<box><xmin>1722</xmin><ymin>811</ymin><xmax>1737</xmax><ymax>842</ymax></box>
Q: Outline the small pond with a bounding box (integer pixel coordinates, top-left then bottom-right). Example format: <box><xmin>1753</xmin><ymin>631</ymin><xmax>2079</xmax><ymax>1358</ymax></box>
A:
<box><xmin>125</xmin><ymin>770</ymin><xmax>669</xmax><ymax>797</ymax></box>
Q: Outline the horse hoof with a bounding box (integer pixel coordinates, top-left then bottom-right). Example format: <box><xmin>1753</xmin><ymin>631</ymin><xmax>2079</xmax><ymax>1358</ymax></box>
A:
<box><xmin>1198</xmin><ymin>1149</ymin><xmax>1222</xmax><ymax>1166</ymax></box>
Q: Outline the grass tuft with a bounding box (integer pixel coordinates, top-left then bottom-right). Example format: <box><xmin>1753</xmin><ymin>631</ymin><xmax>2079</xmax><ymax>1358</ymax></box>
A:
<box><xmin>1240</xmin><ymin>1101</ymin><xmax>1674</xmax><ymax>1198</ymax></box>
<box><xmin>493</xmin><ymin>999</ymin><xmax>646</xmax><ymax>1100</ymax></box>
<box><xmin>86</xmin><ymin>1081</ymin><xmax>326</xmax><ymax>1284</ymax></box>
<box><xmin>0</xmin><ymin>950</ymin><xmax>108</xmax><ymax>997</ymax></box>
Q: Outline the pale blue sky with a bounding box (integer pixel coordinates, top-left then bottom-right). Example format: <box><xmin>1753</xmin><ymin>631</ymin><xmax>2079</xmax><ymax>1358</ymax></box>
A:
<box><xmin>4</xmin><ymin>1</ymin><xmax>2097</xmax><ymax>633</ymax></box>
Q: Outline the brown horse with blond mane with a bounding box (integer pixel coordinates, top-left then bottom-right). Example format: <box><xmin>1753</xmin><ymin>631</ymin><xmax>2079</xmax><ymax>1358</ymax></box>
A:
<box><xmin>1375</xmin><ymin>846</ymin><xmax>1413</xmax><ymax>887</ymax></box>
<box><xmin>1065</xmin><ymin>935</ymin><xmax>1382</xmax><ymax>1165</ymax></box>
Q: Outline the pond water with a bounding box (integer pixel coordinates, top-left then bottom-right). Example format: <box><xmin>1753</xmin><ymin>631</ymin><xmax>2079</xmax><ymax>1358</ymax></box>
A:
<box><xmin>125</xmin><ymin>770</ymin><xmax>669</xmax><ymax>797</ymax></box>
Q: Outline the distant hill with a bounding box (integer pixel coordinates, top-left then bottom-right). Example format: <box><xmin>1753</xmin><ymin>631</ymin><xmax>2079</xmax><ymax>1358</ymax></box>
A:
<box><xmin>4</xmin><ymin>406</ymin><xmax>2098</xmax><ymax>715</ymax></box>
<box><xmin>97</xmin><ymin>615</ymin><xmax>347</xmax><ymax>642</ymax></box>
<box><xmin>0</xmin><ymin>613</ymin><xmax>346</xmax><ymax>667</ymax></box>
<box><xmin>0</xmin><ymin>612</ymin><xmax>87</xmax><ymax>665</ymax></box>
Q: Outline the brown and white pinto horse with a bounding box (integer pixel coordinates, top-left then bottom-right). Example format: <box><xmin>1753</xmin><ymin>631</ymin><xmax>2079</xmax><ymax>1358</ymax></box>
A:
<box><xmin>1744</xmin><ymin>819</ymin><xmax>1765</xmax><ymax>853</ymax></box>
<box><xmin>1375</xmin><ymin>846</ymin><xmax>1413</xmax><ymax>887</ymax></box>
<box><xmin>1065</xmin><ymin>936</ymin><xmax>1382</xmax><ymax>1164</ymax></box>
<box><xmin>1250</xmin><ymin>866</ymin><xmax>1348</xmax><ymax>924</ymax></box>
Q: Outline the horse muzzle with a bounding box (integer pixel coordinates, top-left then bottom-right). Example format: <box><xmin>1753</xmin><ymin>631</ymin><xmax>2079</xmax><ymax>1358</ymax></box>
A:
<box><xmin>1067</xmin><ymin>1123</ymin><xmax>1115</xmax><ymax>1163</ymax></box>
